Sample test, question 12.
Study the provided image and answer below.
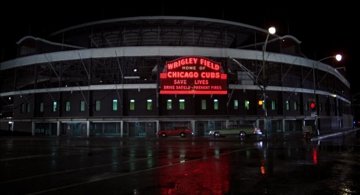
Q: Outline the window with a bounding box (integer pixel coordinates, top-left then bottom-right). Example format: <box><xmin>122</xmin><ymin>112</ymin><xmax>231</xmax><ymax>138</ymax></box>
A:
<box><xmin>65</xmin><ymin>101</ymin><xmax>71</xmax><ymax>112</ymax></box>
<box><xmin>52</xmin><ymin>101</ymin><xmax>57</xmax><ymax>112</ymax></box>
<box><xmin>21</xmin><ymin>103</ymin><xmax>25</xmax><ymax>113</ymax></box>
<box><xmin>95</xmin><ymin>100</ymin><xmax>101</xmax><ymax>111</ymax></box>
<box><xmin>112</xmin><ymin>99</ymin><xmax>118</xmax><ymax>111</ymax></box>
<box><xmin>214</xmin><ymin>99</ymin><xmax>219</xmax><ymax>110</ymax></box>
<box><xmin>167</xmin><ymin>99</ymin><xmax>172</xmax><ymax>110</ymax></box>
<box><xmin>179</xmin><ymin>99</ymin><xmax>185</xmax><ymax>110</ymax></box>
<box><xmin>244</xmin><ymin>100</ymin><xmax>250</xmax><ymax>110</ymax></box>
<box><xmin>39</xmin><ymin>102</ymin><xmax>44</xmax><ymax>113</ymax></box>
<box><xmin>26</xmin><ymin>104</ymin><xmax>30</xmax><ymax>112</ymax></box>
<box><xmin>285</xmin><ymin>100</ymin><xmax>290</xmax><ymax>111</ymax></box>
<box><xmin>147</xmin><ymin>99</ymin><xmax>153</xmax><ymax>111</ymax></box>
<box><xmin>234</xmin><ymin>100</ymin><xmax>239</xmax><ymax>110</ymax></box>
<box><xmin>130</xmin><ymin>99</ymin><xmax>135</xmax><ymax>110</ymax></box>
<box><xmin>201</xmin><ymin>99</ymin><xmax>207</xmax><ymax>110</ymax></box>
<box><xmin>293</xmin><ymin>101</ymin><xmax>298</xmax><ymax>111</ymax></box>
<box><xmin>80</xmin><ymin>101</ymin><xmax>85</xmax><ymax>112</ymax></box>
<box><xmin>271</xmin><ymin>100</ymin><xmax>276</xmax><ymax>110</ymax></box>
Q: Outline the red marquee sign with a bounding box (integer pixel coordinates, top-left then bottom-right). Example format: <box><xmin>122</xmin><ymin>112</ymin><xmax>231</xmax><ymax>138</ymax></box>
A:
<box><xmin>160</xmin><ymin>57</ymin><xmax>227</xmax><ymax>95</ymax></box>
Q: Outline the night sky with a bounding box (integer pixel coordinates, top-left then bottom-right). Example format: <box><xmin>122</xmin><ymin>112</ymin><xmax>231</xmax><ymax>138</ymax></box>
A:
<box><xmin>0</xmin><ymin>2</ymin><xmax>357</xmax><ymax>94</ymax></box>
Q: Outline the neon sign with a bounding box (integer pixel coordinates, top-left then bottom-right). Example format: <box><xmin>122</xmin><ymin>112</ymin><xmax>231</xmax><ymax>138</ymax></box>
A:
<box><xmin>160</xmin><ymin>57</ymin><xmax>227</xmax><ymax>95</ymax></box>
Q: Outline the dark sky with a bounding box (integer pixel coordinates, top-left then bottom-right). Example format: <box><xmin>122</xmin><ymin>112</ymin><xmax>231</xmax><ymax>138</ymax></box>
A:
<box><xmin>0</xmin><ymin>2</ymin><xmax>357</xmax><ymax>94</ymax></box>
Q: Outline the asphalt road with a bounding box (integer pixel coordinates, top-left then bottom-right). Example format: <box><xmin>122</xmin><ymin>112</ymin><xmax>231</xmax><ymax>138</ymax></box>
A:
<box><xmin>0</xmin><ymin>133</ymin><xmax>359</xmax><ymax>194</ymax></box>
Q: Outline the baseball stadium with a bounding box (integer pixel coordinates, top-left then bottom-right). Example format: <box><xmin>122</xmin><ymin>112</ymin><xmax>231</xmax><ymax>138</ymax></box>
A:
<box><xmin>0</xmin><ymin>16</ymin><xmax>352</xmax><ymax>137</ymax></box>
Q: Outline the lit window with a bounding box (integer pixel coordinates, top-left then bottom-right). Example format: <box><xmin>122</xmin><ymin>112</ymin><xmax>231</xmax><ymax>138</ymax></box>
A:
<box><xmin>130</xmin><ymin>99</ymin><xmax>135</xmax><ymax>110</ymax></box>
<box><xmin>113</xmin><ymin>99</ymin><xmax>118</xmax><ymax>111</ymax></box>
<box><xmin>271</xmin><ymin>101</ymin><xmax>276</xmax><ymax>110</ymax></box>
<box><xmin>285</xmin><ymin>100</ymin><xmax>290</xmax><ymax>111</ymax></box>
<box><xmin>95</xmin><ymin>100</ymin><xmax>101</xmax><ymax>111</ymax></box>
<box><xmin>201</xmin><ymin>99</ymin><xmax>207</xmax><ymax>110</ymax></box>
<box><xmin>80</xmin><ymin>101</ymin><xmax>85</xmax><ymax>112</ymax></box>
<box><xmin>234</xmin><ymin>100</ymin><xmax>239</xmax><ymax>110</ymax></box>
<box><xmin>245</xmin><ymin>100</ymin><xmax>250</xmax><ymax>110</ymax></box>
<box><xmin>40</xmin><ymin>102</ymin><xmax>44</xmax><ymax>113</ymax></box>
<box><xmin>167</xmin><ymin>99</ymin><xmax>172</xmax><ymax>110</ymax></box>
<box><xmin>214</xmin><ymin>99</ymin><xmax>219</xmax><ymax>110</ymax></box>
<box><xmin>147</xmin><ymin>99</ymin><xmax>153</xmax><ymax>111</ymax></box>
<box><xmin>53</xmin><ymin>101</ymin><xmax>57</xmax><ymax>112</ymax></box>
<box><xmin>179</xmin><ymin>99</ymin><xmax>185</xmax><ymax>110</ymax></box>
<box><xmin>293</xmin><ymin>101</ymin><xmax>297</xmax><ymax>111</ymax></box>
<box><xmin>65</xmin><ymin>101</ymin><xmax>71</xmax><ymax>112</ymax></box>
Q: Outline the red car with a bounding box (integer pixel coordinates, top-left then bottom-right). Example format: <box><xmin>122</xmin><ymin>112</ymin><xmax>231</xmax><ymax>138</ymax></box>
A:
<box><xmin>158</xmin><ymin>127</ymin><xmax>193</xmax><ymax>137</ymax></box>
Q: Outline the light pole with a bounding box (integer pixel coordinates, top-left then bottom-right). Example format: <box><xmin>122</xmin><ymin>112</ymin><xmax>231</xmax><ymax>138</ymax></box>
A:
<box><xmin>312</xmin><ymin>54</ymin><xmax>342</xmax><ymax>135</ymax></box>
<box><xmin>230</xmin><ymin>26</ymin><xmax>276</xmax><ymax>139</ymax></box>
<box><xmin>262</xmin><ymin>26</ymin><xmax>276</xmax><ymax>138</ymax></box>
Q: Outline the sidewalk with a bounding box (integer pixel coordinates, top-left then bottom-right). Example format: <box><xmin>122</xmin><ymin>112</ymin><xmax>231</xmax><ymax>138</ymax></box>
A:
<box><xmin>310</xmin><ymin>128</ymin><xmax>360</xmax><ymax>141</ymax></box>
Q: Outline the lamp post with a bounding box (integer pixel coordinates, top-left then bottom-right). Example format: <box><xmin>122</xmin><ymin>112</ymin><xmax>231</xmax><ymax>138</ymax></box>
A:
<box><xmin>262</xmin><ymin>26</ymin><xmax>276</xmax><ymax>138</ymax></box>
<box><xmin>231</xmin><ymin>26</ymin><xmax>276</xmax><ymax>139</ymax></box>
<box><xmin>312</xmin><ymin>54</ymin><xmax>342</xmax><ymax>135</ymax></box>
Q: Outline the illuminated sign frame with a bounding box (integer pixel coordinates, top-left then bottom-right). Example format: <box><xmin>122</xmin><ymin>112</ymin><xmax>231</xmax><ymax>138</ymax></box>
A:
<box><xmin>160</xmin><ymin>56</ymin><xmax>227</xmax><ymax>95</ymax></box>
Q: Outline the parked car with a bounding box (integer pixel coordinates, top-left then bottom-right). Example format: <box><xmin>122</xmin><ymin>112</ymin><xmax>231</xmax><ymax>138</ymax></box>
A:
<box><xmin>209</xmin><ymin>124</ymin><xmax>262</xmax><ymax>137</ymax></box>
<box><xmin>158</xmin><ymin>127</ymin><xmax>193</xmax><ymax>137</ymax></box>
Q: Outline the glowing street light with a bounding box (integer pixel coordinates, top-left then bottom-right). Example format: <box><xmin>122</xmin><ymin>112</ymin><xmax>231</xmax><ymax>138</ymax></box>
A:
<box><xmin>268</xmin><ymin>26</ymin><xmax>276</xmax><ymax>35</ymax></box>
<box><xmin>335</xmin><ymin>54</ymin><xmax>342</xmax><ymax>62</ymax></box>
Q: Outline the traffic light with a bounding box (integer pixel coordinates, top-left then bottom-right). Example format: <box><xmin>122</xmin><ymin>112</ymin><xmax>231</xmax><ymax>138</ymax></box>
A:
<box><xmin>309</xmin><ymin>101</ymin><xmax>316</xmax><ymax>112</ymax></box>
<box><xmin>258</xmin><ymin>100</ymin><xmax>265</xmax><ymax>110</ymax></box>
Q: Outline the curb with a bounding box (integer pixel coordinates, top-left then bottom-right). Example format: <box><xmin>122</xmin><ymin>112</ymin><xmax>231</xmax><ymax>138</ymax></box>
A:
<box><xmin>310</xmin><ymin>128</ymin><xmax>360</xmax><ymax>141</ymax></box>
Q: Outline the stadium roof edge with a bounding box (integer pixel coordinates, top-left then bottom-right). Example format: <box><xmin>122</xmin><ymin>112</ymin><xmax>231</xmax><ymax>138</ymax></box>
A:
<box><xmin>50</xmin><ymin>16</ymin><xmax>279</xmax><ymax>38</ymax></box>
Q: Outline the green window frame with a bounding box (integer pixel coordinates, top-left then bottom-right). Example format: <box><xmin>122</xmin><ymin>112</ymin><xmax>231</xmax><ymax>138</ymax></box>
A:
<box><xmin>285</xmin><ymin>100</ymin><xmax>290</xmax><ymax>111</ymax></box>
<box><xmin>130</xmin><ymin>99</ymin><xmax>135</xmax><ymax>110</ymax></box>
<box><xmin>112</xmin><ymin>99</ymin><xmax>118</xmax><ymax>111</ymax></box>
<box><xmin>52</xmin><ymin>101</ymin><xmax>58</xmax><ymax>112</ymax></box>
<box><xmin>271</xmin><ymin>100</ymin><xmax>276</xmax><ymax>110</ymax></box>
<box><xmin>234</xmin><ymin>100</ymin><xmax>239</xmax><ymax>110</ymax></box>
<box><xmin>214</xmin><ymin>99</ymin><xmax>219</xmax><ymax>110</ymax></box>
<box><xmin>201</xmin><ymin>99</ymin><xmax>207</xmax><ymax>110</ymax></box>
<box><xmin>95</xmin><ymin>100</ymin><xmax>101</xmax><ymax>111</ymax></box>
<box><xmin>147</xmin><ymin>99</ymin><xmax>153</xmax><ymax>111</ymax></box>
<box><xmin>80</xmin><ymin>101</ymin><xmax>85</xmax><ymax>112</ymax></box>
<box><xmin>179</xmin><ymin>99</ymin><xmax>185</xmax><ymax>110</ymax></box>
<box><xmin>167</xmin><ymin>99</ymin><xmax>172</xmax><ymax>110</ymax></box>
<box><xmin>65</xmin><ymin>101</ymin><xmax>71</xmax><ymax>112</ymax></box>
<box><xmin>245</xmin><ymin>100</ymin><xmax>250</xmax><ymax>110</ymax></box>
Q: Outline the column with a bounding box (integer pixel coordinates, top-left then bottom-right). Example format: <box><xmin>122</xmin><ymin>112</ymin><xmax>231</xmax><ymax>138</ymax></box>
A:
<box><xmin>86</xmin><ymin>121</ymin><xmax>90</xmax><ymax>137</ymax></box>
<box><xmin>56</xmin><ymin>121</ymin><xmax>60</xmax><ymax>136</ymax></box>
<box><xmin>282</xmin><ymin>119</ymin><xmax>286</xmax><ymax>133</ymax></box>
<box><xmin>120</xmin><ymin>121</ymin><xmax>124</xmax><ymax>137</ymax></box>
<box><xmin>225</xmin><ymin>120</ymin><xmax>230</xmax><ymax>128</ymax></box>
<box><xmin>156</xmin><ymin>120</ymin><xmax>160</xmax><ymax>135</ymax></box>
<box><xmin>191</xmin><ymin>120</ymin><xmax>195</xmax><ymax>135</ymax></box>
<box><xmin>31</xmin><ymin>121</ymin><xmax>35</xmax><ymax>136</ymax></box>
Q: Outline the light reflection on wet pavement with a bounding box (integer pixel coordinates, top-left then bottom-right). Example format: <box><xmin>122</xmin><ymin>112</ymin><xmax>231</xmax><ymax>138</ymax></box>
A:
<box><xmin>0</xmin><ymin>131</ymin><xmax>359</xmax><ymax>194</ymax></box>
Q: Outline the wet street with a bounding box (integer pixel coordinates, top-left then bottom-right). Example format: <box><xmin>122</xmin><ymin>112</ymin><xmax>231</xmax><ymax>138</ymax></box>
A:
<box><xmin>0</xmin><ymin>132</ymin><xmax>359</xmax><ymax>194</ymax></box>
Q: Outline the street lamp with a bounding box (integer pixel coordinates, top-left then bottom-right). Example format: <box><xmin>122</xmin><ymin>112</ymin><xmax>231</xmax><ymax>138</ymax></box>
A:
<box><xmin>258</xmin><ymin>27</ymin><xmax>277</xmax><ymax>85</ymax></box>
<box><xmin>262</xmin><ymin>26</ymin><xmax>276</xmax><ymax>138</ymax></box>
<box><xmin>312</xmin><ymin>53</ymin><xmax>342</xmax><ymax>135</ymax></box>
<box><xmin>231</xmin><ymin>26</ymin><xmax>276</xmax><ymax>139</ymax></box>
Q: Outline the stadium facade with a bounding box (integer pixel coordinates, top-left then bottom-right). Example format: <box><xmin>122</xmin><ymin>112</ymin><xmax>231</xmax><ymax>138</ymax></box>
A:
<box><xmin>0</xmin><ymin>16</ymin><xmax>352</xmax><ymax>137</ymax></box>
